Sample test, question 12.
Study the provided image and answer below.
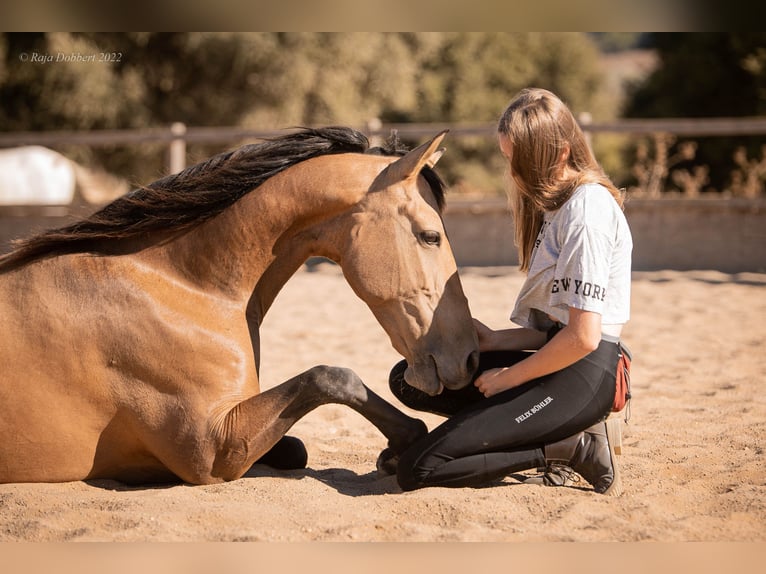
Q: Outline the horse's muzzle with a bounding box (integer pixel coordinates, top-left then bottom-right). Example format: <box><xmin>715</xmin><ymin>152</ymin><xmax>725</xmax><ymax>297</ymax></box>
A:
<box><xmin>405</xmin><ymin>348</ymin><xmax>479</xmax><ymax>396</ymax></box>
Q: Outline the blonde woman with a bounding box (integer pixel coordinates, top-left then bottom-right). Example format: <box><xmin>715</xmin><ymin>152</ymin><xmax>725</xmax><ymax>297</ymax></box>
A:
<box><xmin>389</xmin><ymin>88</ymin><xmax>633</xmax><ymax>494</ymax></box>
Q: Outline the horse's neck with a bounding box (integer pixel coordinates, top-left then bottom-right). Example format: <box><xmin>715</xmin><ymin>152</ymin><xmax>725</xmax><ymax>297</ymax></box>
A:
<box><xmin>143</xmin><ymin>157</ymin><xmax>368</xmax><ymax>312</ymax></box>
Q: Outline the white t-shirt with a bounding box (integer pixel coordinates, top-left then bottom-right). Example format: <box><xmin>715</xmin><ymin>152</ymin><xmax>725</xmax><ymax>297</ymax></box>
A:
<box><xmin>510</xmin><ymin>183</ymin><xmax>633</xmax><ymax>333</ymax></box>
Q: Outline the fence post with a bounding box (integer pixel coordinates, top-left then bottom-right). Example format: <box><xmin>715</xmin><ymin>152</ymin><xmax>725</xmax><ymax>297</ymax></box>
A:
<box><xmin>168</xmin><ymin>122</ymin><xmax>187</xmax><ymax>174</ymax></box>
<box><xmin>366</xmin><ymin>118</ymin><xmax>383</xmax><ymax>147</ymax></box>
<box><xmin>579</xmin><ymin>112</ymin><xmax>593</xmax><ymax>152</ymax></box>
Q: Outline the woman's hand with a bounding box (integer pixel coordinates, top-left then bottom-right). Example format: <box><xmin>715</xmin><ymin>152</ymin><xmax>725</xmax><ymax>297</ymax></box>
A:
<box><xmin>474</xmin><ymin>308</ymin><xmax>603</xmax><ymax>398</ymax></box>
<box><xmin>474</xmin><ymin>366</ymin><xmax>523</xmax><ymax>397</ymax></box>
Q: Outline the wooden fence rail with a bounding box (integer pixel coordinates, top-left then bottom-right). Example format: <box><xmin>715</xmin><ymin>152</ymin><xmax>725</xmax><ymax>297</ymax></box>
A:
<box><xmin>3</xmin><ymin>118</ymin><xmax>765</xmax><ymax>271</ymax></box>
<box><xmin>1</xmin><ymin>116</ymin><xmax>765</xmax><ymax>174</ymax></box>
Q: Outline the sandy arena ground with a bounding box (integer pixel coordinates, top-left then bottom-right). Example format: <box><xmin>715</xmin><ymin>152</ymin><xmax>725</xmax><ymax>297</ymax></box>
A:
<box><xmin>0</xmin><ymin>263</ymin><xmax>764</xmax><ymax>545</ymax></box>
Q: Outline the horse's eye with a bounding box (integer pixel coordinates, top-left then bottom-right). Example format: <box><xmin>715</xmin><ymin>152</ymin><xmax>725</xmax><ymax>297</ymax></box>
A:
<box><xmin>419</xmin><ymin>230</ymin><xmax>441</xmax><ymax>247</ymax></box>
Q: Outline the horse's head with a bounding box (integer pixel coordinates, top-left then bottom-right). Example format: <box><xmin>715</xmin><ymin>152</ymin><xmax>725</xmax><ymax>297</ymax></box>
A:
<box><xmin>335</xmin><ymin>132</ymin><xmax>480</xmax><ymax>395</ymax></box>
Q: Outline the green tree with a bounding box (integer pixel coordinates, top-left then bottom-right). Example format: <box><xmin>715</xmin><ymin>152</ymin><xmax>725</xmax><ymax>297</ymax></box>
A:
<box><xmin>623</xmin><ymin>32</ymin><xmax>766</xmax><ymax>193</ymax></box>
<box><xmin>1</xmin><ymin>33</ymin><xmax>423</xmax><ymax>183</ymax></box>
<box><xmin>405</xmin><ymin>32</ymin><xmax>605</xmax><ymax>194</ymax></box>
<box><xmin>240</xmin><ymin>32</ymin><xmax>419</xmax><ymax>127</ymax></box>
<box><xmin>1</xmin><ymin>33</ymin><xmax>146</xmax><ymax>131</ymax></box>
<box><xmin>1</xmin><ymin>32</ymin><xmax>607</xmax><ymax>195</ymax></box>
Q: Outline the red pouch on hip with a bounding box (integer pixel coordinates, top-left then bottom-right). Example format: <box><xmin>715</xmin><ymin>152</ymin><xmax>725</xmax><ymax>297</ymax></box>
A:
<box><xmin>613</xmin><ymin>342</ymin><xmax>632</xmax><ymax>421</ymax></box>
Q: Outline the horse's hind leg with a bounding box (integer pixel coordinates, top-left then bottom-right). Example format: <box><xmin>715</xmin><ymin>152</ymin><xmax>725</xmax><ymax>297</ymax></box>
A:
<box><xmin>210</xmin><ymin>365</ymin><xmax>427</xmax><ymax>482</ymax></box>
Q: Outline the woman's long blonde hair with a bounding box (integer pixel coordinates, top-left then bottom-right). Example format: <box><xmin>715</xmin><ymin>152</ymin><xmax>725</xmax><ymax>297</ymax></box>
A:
<box><xmin>497</xmin><ymin>88</ymin><xmax>624</xmax><ymax>272</ymax></box>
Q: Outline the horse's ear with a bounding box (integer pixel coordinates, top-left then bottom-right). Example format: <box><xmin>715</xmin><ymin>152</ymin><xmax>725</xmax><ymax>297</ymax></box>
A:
<box><xmin>370</xmin><ymin>130</ymin><xmax>448</xmax><ymax>190</ymax></box>
<box><xmin>426</xmin><ymin>147</ymin><xmax>445</xmax><ymax>168</ymax></box>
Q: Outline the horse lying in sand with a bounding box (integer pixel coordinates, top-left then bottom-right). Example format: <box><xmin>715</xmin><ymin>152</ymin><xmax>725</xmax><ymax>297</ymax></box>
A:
<box><xmin>0</xmin><ymin>127</ymin><xmax>479</xmax><ymax>484</ymax></box>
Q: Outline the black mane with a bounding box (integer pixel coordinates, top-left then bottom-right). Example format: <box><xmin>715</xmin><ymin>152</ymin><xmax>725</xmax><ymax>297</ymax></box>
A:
<box><xmin>0</xmin><ymin>126</ymin><xmax>446</xmax><ymax>271</ymax></box>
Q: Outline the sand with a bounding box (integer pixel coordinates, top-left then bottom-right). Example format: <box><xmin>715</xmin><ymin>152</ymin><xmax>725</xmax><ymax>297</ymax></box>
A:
<box><xmin>0</xmin><ymin>263</ymin><xmax>764</xmax><ymax>544</ymax></box>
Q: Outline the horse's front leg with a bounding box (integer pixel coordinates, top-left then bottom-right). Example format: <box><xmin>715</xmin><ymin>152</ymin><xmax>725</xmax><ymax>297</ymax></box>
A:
<box><xmin>210</xmin><ymin>365</ymin><xmax>427</xmax><ymax>482</ymax></box>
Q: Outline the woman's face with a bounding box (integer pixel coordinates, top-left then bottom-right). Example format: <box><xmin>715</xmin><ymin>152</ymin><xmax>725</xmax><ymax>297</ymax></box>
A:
<box><xmin>498</xmin><ymin>134</ymin><xmax>513</xmax><ymax>167</ymax></box>
<box><xmin>500</xmin><ymin>132</ymin><xmax>574</xmax><ymax>188</ymax></box>
<box><xmin>498</xmin><ymin>134</ymin><xmax>522</xmax><ymax>190</ymax></box>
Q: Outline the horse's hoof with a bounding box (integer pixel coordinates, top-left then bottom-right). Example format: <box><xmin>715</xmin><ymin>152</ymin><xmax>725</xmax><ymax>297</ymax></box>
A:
<box><xmin>376</xmin><ymin>447</ymin><xmax>399</xmax><ymax>476</ymax></box>
<box><xmin>256</xmin><ymin>435</ymin><xmax>308</xmax><ymax>470</ymax></box>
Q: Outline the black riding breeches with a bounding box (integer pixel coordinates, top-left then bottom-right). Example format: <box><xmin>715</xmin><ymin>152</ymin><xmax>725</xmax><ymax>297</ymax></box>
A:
<box><xmin>389</xmin><ymin>336</ymin><xmax>619</xmax><ymax>491</ymax></box>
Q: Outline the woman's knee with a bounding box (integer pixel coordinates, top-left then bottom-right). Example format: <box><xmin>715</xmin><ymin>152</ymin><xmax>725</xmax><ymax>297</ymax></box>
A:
<box><xmin>388</xmin><ymin>360</ymin><xmax>409</xmax><ymax>399</ymax></box>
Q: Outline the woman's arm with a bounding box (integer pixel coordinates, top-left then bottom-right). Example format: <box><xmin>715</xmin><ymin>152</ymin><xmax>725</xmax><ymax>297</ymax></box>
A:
<box><xmin>474</xmin><ymin>307</ymin><xmax>602</xmax><ymax>398</ymax></box>
<box><xmin>473</xmin><ymin>318</ymin><xmax>548</xmax><ymax>352</ymax></box>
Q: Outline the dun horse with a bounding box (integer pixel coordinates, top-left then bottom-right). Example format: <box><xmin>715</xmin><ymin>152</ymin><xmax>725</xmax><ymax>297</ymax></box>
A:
<box><xmin>0</xmin><ymin>127</ymin><xmax>479</xmax><ymax>485</ymax></box>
